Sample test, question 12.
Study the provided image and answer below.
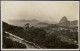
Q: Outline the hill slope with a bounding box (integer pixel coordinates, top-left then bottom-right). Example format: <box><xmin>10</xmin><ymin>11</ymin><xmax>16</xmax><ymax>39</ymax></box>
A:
<box><xmin>58</xmin><ymin>16</ymin><xmax>78</xmax><ymax>27</ymax></box>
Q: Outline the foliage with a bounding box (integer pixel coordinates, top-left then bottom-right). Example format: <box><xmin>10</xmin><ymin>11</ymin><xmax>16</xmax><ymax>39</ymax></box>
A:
<box><xmin>3</xmin><ymin>21</ymin><xmax>78</xmax><ymax>49</ymax></box>
<box><xmin>3</xmin><ymin>37</ymin><xmax>26</xmax><ymax>48</ymax></box>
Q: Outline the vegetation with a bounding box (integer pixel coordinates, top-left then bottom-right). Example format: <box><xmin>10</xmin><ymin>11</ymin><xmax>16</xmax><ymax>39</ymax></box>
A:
<box><xmin>3</xmin><ymin>36</ymin><xmax>26</xmax><ymax>48</ymax></box>
<box><xmin>3</xmin><ymin>21</ymin><xmax>78</xmax><ymax>49</ymax></box>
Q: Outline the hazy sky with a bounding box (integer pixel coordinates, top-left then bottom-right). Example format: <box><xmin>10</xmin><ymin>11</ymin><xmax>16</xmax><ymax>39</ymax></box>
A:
<box><xmin>1</xmin><ymin>1</ymin><xmax>79</xmax><ymax>22</ymax></box>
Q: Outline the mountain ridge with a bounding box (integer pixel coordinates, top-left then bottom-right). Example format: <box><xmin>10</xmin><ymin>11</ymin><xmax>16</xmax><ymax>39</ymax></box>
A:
<box><xmin>7</xmin><ymin>19</ymin><xmax>57</xmax><ymax>27</ymax></box>
<box><xmin>58</xmin><ymin>16</ymin><xmax>78</xmax><ymax>27</ymax></box>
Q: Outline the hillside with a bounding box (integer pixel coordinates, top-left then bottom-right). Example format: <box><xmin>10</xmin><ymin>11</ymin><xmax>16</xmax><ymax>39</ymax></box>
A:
<box><xmin>3</xmin><ymin>21</ymin><xmax>78</xmax><ymax>49</ymax></box>
<box><xmin>58</xmin><ymin>16</ymin><xmax>78</xmax><ymax>27</ymax></box>
<box><xmin>3</xmin><ymin>31</ymin><xmax>41</xmax><ymax>49</ymax></box>
<box><xmin>3</xmin><ymin>21</ymin><xmax>46</xmax><ymax>49</ymax></box>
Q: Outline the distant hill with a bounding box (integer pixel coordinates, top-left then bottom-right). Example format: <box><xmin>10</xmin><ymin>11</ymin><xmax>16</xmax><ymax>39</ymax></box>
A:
<box><xmin>58</xmin><ymin>16</ymin><xmax>78</xmax><ymax>27</ymax></box>
<box><xmin>38</xmin><ymin>22</ymin><xmax>49</xmax><ymax>25</ymax></box>
<box><xmin>7</xmin><ymin>19</ymin><xmax>57</xmax><ymax>27</ymax></box>
<box><xmin>59</xmin><ymin>16</ymin><xmax>68</xmax><ymax>23</ymax></box>
<box><xmin>42</xmin><ymin>20</ymin><xmax>58</xmax><ymax>24</ymax></box>
<box><xmin>70</xmin><ymin>20</ymin><xmax>78</xmax><ymax>26</ymax></box>
<box><xmin>8</xmin><ymin>19</ymin><xmax>39</xmax><ymax>27</ymax></box>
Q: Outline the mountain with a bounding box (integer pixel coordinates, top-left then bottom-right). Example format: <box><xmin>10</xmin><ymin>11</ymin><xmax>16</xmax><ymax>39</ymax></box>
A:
<box><xmin>70</xmin><ymin>20</ymin><xmax>78</xmax><ymax>25</ymax></box>
<box><xmin>59</xmin><ymin>16</ymin><xmax>68</xmax><ymax>23</ymax></box>
<box><xmin>8</xmin><ymin>19</ymin><xmax>40</xmax><ymax>27</ymax></box>
<box><xmin>70</xmin><ymin>20</ymin><xmax>78</xmax><ymax>27</ymax></box>
<box><xmin>7</xmin><ymin>19</ymin><xmax>48</xmax><ymax>27</ymax></box>
<box><xmin>59</xmin><ymin>16</ymin><xmax>70</xmax><ymax>26</ymax></box>
<box><xmin>7</xmin><ymin>19</ymin><xmax>57</xmax><ymax>27</ymax></box>
<box><xmin>58</xmin><ymin>16</ymin><xmax>78</xmax><ymax>27</ymax></box>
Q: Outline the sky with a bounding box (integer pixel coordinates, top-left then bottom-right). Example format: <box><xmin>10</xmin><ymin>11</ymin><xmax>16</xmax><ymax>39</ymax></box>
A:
<box><xmin>1</xmin><ymin>1</ymin><xmax>79</xmax><ymax>22</ymax></box>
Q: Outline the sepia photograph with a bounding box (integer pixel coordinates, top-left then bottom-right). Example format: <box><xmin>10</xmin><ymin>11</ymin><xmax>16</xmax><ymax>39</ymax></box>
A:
<box><xmin>1</xmin><ymin>1</ymin><xmax>79</xmax><ymax>49</ymax></box>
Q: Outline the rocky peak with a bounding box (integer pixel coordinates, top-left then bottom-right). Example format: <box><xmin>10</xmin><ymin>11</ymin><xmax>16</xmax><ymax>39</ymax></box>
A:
<box><xmin>59</xmin><ymin>16</ymin><xmax>68</xmax><ymax>23</ymax></box>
